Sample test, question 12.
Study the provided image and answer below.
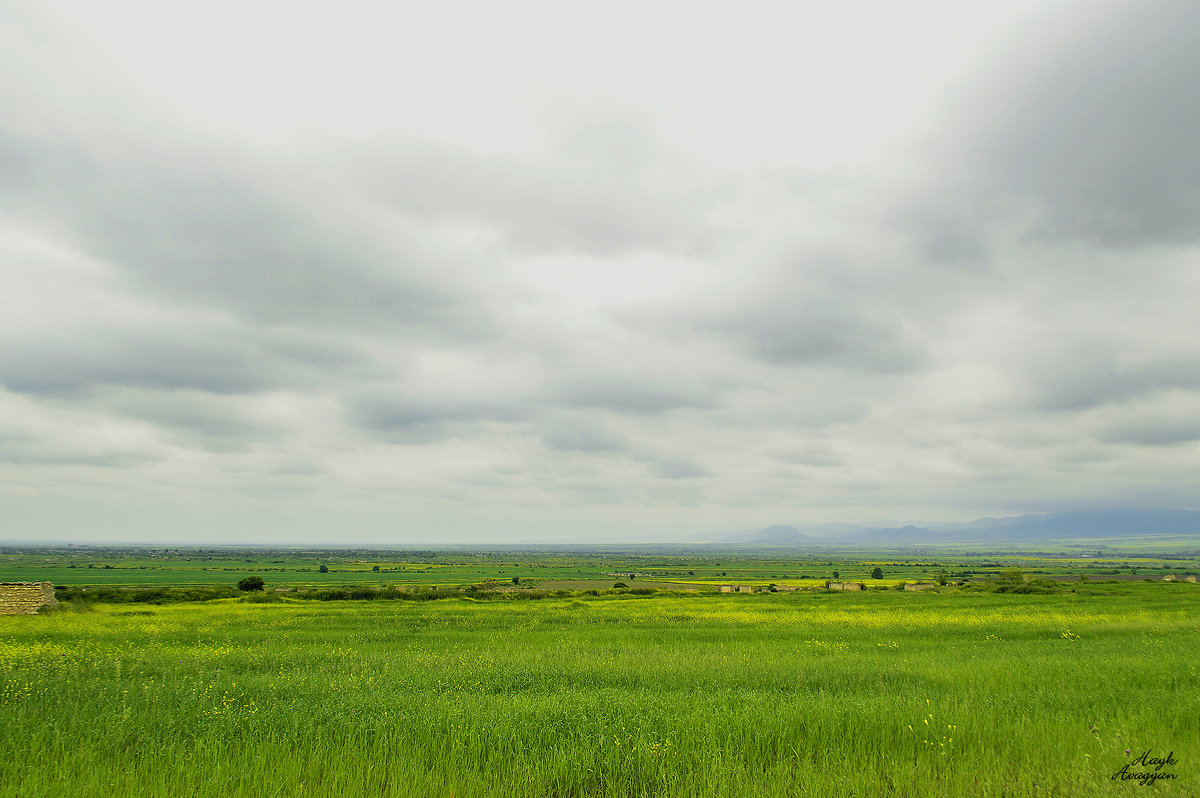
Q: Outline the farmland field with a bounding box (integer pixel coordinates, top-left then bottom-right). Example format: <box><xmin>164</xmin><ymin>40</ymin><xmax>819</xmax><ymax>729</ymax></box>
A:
<box><xmin>3</xmin><ymin>543</ymin><xmax>1197</xmax><ymax>590</ymax></box>
<box><xmin>3</xmin><ymin>574</ymin><xmax>1198</xmax><ymax>796</ymax></box>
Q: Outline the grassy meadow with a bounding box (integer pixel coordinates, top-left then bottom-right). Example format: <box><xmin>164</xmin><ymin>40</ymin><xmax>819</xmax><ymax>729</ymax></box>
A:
<box><xmin>4</xmin><ymin>544</ymin><xmax>1197</xmax><ymax>590</ymax></box>
<box><xmin>3</xmin><ymin>584</ymin><xmax>1198</xmax><ymax>796</ymax></box>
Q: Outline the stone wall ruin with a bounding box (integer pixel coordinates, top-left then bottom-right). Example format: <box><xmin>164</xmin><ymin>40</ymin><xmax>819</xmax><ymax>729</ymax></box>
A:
<box><xmin>0</xmin><ymin>582</ymin><xmax>58</xmax><ymax>615</ymax></box>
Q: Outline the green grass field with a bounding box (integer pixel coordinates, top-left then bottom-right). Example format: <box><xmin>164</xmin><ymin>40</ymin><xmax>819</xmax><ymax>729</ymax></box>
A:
<box><xmin>4</xmin><ymin>586</ymin><xmax>1198</xmax><ymax>796</ymax></box>
<box><xmin>4</xmin><ymin>544</ymin><xmax>1197</xmax><ymax>590</ymax></box>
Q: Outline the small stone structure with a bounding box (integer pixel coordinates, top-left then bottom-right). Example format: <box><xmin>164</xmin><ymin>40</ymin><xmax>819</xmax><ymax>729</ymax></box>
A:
<box><xmin>0</xmin><ymin>582</ymin><xmax>58</xmax><ymax>615</ymax></box>
<box><xmin>718</xmin><ymin>585</ymin><xmax>734</xmax><ymax>593</ymax></box>
<box><xmin>827</xmin><ymin>581</ymin><xmax>863</xmax><ymax>591</ymax></box>
<box><xmin>1186</xmin><ymin>576</ymin><xmax>1197</xmax><ymax>583</ymax></box>
<box><xmin>904</xmin><ymin>583</ymin><xmax>937</xmax><ymax>592</ymax></box>
<box><xmin>774</xmin><ymin>584</ymin><xmax>798</xmax><ymax>592</ymax></box>
<box><xmin>735</xmin><ymin>585</ymin><xmax>754</xmax><ymax>594</ymax></box>
<box><xmin>1163</xmin><ymin>575</ymin><xmax>1177</xmax><ymax>582</ymax></box>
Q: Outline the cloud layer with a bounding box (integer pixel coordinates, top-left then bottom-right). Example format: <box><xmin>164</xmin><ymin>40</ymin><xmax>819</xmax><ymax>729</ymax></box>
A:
<box><xmin>3</xmin><ymin>0</ymin><xmax>1199</xmax><ymax>542</ymax></box>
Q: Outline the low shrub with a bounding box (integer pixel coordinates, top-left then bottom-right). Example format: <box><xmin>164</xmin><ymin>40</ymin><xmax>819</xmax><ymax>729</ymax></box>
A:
<box><xmin>54</xmin><ymin>586</ymin><xmax>239</xmax><ymax>605</ymax></box>
<box><xmin>242</xmin><ymin>591</ymin><xmax>282</xmax><ymax>603</ymax></box>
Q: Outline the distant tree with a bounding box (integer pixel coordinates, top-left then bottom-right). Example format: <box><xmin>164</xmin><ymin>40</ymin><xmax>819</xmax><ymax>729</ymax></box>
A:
<box><xmin>871</xmin><ymin>567</ymin><xmax>884</xmax><ymax>580</ymax></box>
<box><xmin>319</xmin><ymin>565</ymin><xmax>329</xmax><ymax>573</ymax></box>
<box><xmin>935</xmin><ymin>571</ymin><xmax>949</xmax><ymax>586</ymax></box>
<box><xmin>512</xmin><ymin>576</ymin><xmax>520</xmax><ymax>585</ymax></box>
<box><xmin>237</xmin><ymin>576</ymin><xmax>265</xmax><ymax>592</ymax></box>
<box><xmin>832</xmin><ymin>571</ymin><xmax>840</xmax><ymax>579</ymax></box>
<box><xmin>613</xmin><ymin>582</ymin><xmax>628</xmax><ymax>589</ymax></box>
<box><xmin>372</xmin><ymin>565</ymin><xmax>380</xmax><ymax>572</ymax></box>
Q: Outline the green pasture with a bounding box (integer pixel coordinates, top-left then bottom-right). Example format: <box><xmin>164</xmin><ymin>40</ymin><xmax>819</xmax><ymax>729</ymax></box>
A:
<box><xmin>3</xmin><ymin>587</ymin><xmax>1198</xmax><ymax>796</ymax></box>
<box><xmin>4</xmin><ymin>546</ymin><xmax>1197</xmax><ymax>590</ymax></box>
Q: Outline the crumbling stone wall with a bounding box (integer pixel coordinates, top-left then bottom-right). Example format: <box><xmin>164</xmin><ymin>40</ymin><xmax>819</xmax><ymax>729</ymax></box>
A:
<box><xmin>0</xmin><ymin>582</ymin><xmax>57</xmax><ymax>615</ymax></box>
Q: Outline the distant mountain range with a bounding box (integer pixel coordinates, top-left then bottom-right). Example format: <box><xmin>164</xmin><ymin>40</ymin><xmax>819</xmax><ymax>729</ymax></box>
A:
<box><xmin>722</xmin><ymin>508</ymin><xmax>1200</xmax><ymax>547</ymax></box>
<box><xmin>741</xmin><ymin>524</ymin><xmax>811</xmax><ymax>544</ymax></box>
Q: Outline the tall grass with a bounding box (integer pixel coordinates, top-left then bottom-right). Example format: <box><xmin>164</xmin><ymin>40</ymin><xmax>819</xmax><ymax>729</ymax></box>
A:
<box><xmin>3</xmin><ymin>590</ymin><xmax>1198</xmax><ymax>796</ymax></box>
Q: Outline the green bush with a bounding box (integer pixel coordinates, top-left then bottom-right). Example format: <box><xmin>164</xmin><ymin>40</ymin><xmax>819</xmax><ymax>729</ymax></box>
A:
<box><xmin>237</xmin><ymin>576</ymin><xmax>265</xmax><ymax>592</ymax></box>
<box><xmin>998</xmin><ymin>579</ymin><xmax>1060</xmax><ymax>595</ymax></box>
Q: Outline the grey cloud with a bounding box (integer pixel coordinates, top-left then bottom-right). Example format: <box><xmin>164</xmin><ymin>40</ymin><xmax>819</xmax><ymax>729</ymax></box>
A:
<box><xmin>651</xmin><ymin>456</ymin><xmax>711</xmax><ymax>480</ymax></box>
<box><xmin>102</xmin><ymin>392</ymin><xmax>286</xmax><ymax>453</ymax></box>
<box><xmin>129</xmin><ymin>187</ymin><xmax>474</xmax><ymax>330</ymax></box>
<box><xmin>2</xmin><ymin>338</ymin><xmax>273</xmax><ymax>397</ymax></box>
<box><xmin>347</xmin><ymin>392</ymin><xmax>531</xmax><ymax>442</ymax></box>
<box><xmin>0</xmin><ymin>82</ymin><xmax>491</xmax><ymax>343</ymax></box>
<box><xmin>55</xmin><ymin>168</ymin><xmax>479</xmax><ymax>336</ymax></box>
<box><xmin>557</xmin><ymin>378</ymin><xmax>719</xmax><ymax>415</ymax></box>
<box><xmin>0</xmin><ymin>327</ymin><xmax>372</xmax><ymax>398</ymax></box>
<box><xmin>269</xmin><ymin>461</ymin><xmax>325</xmax><ymax>477</ymax></box>
<box><xmin>227</xmin><ymin>480</ymin><xmax>321</xmax><ymax>500</ymax></box>
<box><xmin>558</xmin><ymin>483</ymin><xmax>629</xmax><ymax>506</ymax></box>
<box><xmin>1030</xmin><ymin>351</ymin><xmax>1200</xmax><ymax>412</ymax></box>
<box><xmin>712</xmin><ymin>301</ymin><xmax>928</xmax><ymax>373</ymax></box>
<box><xmin>919</xmin><ymin>226</ymin><xmax>987</xmax><ymax>268</ymax></box>
<box><xmin>901</xmin><ymin>200</ymin><xmax>1000</xmax><ymax>272</ymax></box>
<box><xmin>951</xmin><ymin>2</ymin><xmax>1200</xmax><ymax>248</ymax></box>
<box><xmin>0</xmin><ymin>129</ymin><xmax>56</xmax><ymax>196</ymax></box>
<box><xmin>1098</xmin><ymin>419</ymin><xmax>1200</xmax><ymax>448</ymax></box>
<box><xmin>1090</xmin><ymin>399</ymin><xmax>1200</xmax><ymax>447</ymax></box>
<box><xmin>769</xmin><ymin>445</ymin><xmax>844</xmax><ymax>468</ymax></box>
<box><xmin>539</xmin><ymin>418</ymin><xmax>630</xmax><ymax>453</ymax></box>
<box><xmin>0</xmin><ymin>429</ymin><xmax>159</xmax><ymax>469</ymax></box>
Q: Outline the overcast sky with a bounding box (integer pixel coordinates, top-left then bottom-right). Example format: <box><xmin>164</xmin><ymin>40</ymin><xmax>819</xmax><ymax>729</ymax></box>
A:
<box><xmin>2</xmin><ymin>0</ymin><xmax>1199</xmax><ymax>544</ymax></box>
